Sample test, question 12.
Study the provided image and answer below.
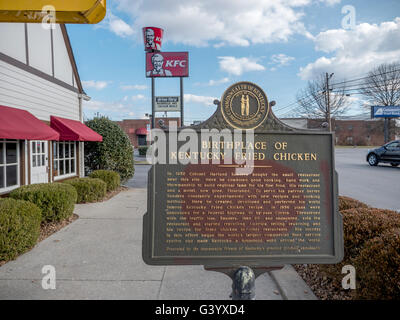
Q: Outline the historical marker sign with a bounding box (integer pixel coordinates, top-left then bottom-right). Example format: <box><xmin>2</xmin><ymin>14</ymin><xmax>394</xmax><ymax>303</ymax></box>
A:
<box><xmin>143</xmin><ymin>82</ymin><xmax>343</xmax><ymax>266</ymax></box>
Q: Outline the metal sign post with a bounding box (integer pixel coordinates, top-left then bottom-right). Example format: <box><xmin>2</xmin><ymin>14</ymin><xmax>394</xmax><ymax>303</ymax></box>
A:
<box><xmin>180</xmin><ymin>77</ymin><xmax>184</xmax><ymax>127</ymax></box>
<box><xmin>151</xmin><ymin>78</ymin><xmax>155</xmax><ymax>129</ymax></box>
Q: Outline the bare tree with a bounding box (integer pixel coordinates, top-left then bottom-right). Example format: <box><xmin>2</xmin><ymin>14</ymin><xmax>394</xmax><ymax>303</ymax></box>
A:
<box><xmin>361</xmin><ymin>62</ymin><xmax>400</xmax><ymax>107</ymax></box>
<box><xmin>360</xmin><ymin>62</ymin><xmax>400</xmax><ymax>142</ymax></box>
<box><xmin>296</xmin><ymin>73</ymin><xmax>350</xmax><ymax>128</ymax></box>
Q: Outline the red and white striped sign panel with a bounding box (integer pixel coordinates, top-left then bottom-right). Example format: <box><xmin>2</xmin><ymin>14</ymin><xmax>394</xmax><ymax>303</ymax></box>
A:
<box><xmin>146</xmin><ymin>52</ymin><xmax>189</xmax><ymax>78</ymax></box>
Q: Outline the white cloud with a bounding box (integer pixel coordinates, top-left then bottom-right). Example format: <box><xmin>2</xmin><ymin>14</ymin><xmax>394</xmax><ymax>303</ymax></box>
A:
<box><xmin>322</xmin><ymin>0</ymin><xmax>341</xmax><ymax>6</ymax></box>
<box><xmin>218</xmin><ymin>56</ymin><xmax>265</xmax><ymax>76</ymax></box>
<box><xmin>195</xmin><ymin>77</ymin><xmax>230</xmax><ymax>86</ymax></box>
<box><xmin>208</xmin><ymin>77</ymin><xmax>230</xmax><ymax>86</ymax></box>
<box><xmin>131</xmin><ymin>94</ymin><xmax>145</xmax><ymax>101</ymax></box>
<box><xmin>299</xmin><ymin>18</ymin><xmax>400</xmax><ymax>80</ymax></box>
<box><xmin>113</xmin><ymin>0</ymin><xmax>336</xmax><ymax>47</ymax></box>
<box><xmin>83</xmin><ymin>97</ymin><xmax>148</xmax><ymax>120</ymax></box>
<box><xmin>270</xmin><ymin>53</ymin><xmax>295</xmax><ymax>67</ymax></box>
<box><xmin>82</xmin><ymin>80</ymin><xmax>110</xmax><ymax>90</ymax></box>
<box><xmin>107</xmin><ymin>13</ymin><xmax>134</xmax><ymax>37</ymax></box>
<box><xmin>121</xmin><ymin>84</ymin><xmax>148</xmax><ymax>90</ymax></box>
<box><xmin>83</xmin><ymin>99</ymin><xmax>127</xmax><ymax>112</ymax></box>
<box><xmin>184</xmin><ymin>94</ymin><xmax>217</xmax><ymax>106</ymax></box>
<box><xmin>94</xmin><ymin>11</ymin><xmax>134</xmax><ymax>38</ymax></box>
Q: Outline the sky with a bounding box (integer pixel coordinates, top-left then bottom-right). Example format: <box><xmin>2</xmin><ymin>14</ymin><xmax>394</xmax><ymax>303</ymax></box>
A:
<box><xmin>66</xmin><ymin>0</ymin><xmax>400</xmax><ymax>125</ymax></box>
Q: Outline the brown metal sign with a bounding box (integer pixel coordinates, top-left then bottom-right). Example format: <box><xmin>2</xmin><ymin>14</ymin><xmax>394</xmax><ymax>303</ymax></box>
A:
<box><xmin>142</xmin><ymin>82</ymin><xmax>343</xmax><ymax>267</ymax></box>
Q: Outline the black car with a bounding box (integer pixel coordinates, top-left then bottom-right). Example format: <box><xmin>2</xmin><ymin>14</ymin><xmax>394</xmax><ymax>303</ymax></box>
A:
<box><xmin>366</xmin><ymin>140</ymin><xmax>400</xmax><ymax>167</ymax></box>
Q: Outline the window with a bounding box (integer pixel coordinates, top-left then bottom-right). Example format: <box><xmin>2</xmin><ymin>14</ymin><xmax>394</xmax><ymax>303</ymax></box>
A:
<box><xmin>0</xmin><ymin>140</ymin><xmax>19</xmax><ymax>192</ymax></box>
<box><xmin>53</xmin><ymin>142</ymin><xmax>76</xmax><ymax>178</ymax></box>
<box><xmin>347</xmin><ymin>136</ymin><xmax>353</xmax><ymax>144</ymax></box>
<box><xmin>31</xmin><ymin>141</ymin><xmax>46</xmax><ymax>167</ymax></box>
<box><xmin>138</xmin><ymin>135</ymin><xmax>147</xmax><ymax>146</ymax></box>
<box><xmin>386</xmin><ymin>142</ymin><xmax>400</xmax><ymax>149</ymax></box>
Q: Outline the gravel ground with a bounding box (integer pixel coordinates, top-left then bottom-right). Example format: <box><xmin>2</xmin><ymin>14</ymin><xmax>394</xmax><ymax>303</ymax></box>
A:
<box><xmin>38</xmin><ymin>213</ymin><xmax>79</xmax><ymax>242</ymax></box>
<box><xmin>100</xmin><ymin>186</ymin><xmax>128</xmax><ymax>202</ymax></box>
<box><xmin>293</xmin><ymin>264</ymin><xmax>355</xmax><ymax>300</ymax></box>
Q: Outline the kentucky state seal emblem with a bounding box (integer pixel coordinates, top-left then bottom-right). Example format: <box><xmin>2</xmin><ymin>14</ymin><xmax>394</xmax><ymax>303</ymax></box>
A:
<box><xmin>221</xmin><ymin>82</ymin><xmax>269</xmax><ymax>130</ymax></box>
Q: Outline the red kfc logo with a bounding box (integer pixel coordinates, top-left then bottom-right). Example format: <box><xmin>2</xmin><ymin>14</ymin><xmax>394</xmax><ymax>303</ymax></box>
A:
<box><xmin>142</xmin><ymin>27</ymin><xmax>163</xmax><ymax>52</ymax></box>
<box><xmin>146</xmin><ymin>52</ymin><xmax>189</xmax><ymax>78</ymax></box>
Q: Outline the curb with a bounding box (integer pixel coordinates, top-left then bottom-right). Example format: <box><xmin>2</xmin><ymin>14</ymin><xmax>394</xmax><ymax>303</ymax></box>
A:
<box><xmin>269</xmin><ymin>265</ymin><xmax>318</xmax><ymax>300</ymax></box>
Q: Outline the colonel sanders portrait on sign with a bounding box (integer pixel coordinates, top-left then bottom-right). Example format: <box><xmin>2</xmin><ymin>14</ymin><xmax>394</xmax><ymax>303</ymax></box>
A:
<box><xmin>145</xmin><ymin>28</ymin><xmax>161</xmax><ymax>51</ymax></box>
<box><xmin>147</xmin><ymin>53</ymin><xmax>172</xmax><ymax>77</ymax></box>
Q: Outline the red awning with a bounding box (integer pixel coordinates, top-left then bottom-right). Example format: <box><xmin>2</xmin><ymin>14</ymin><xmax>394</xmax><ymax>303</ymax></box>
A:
<box><xmin>0</xmin><ymin>105</ymin><xmax>60</xmax><ymax>140</ymax></box>
<box><xmin>50</xmin><ymin>116</ymin><xmax>102</xmax><ymax>142</ymax></box>
<box><xmin>135</xmin><ymin>127</ymin><xmax>148</xmax><ymax>135</ymax></box>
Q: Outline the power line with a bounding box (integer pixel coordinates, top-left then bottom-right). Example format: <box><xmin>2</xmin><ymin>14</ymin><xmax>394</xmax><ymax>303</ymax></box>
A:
<box><xmin>330</xmin><ymin>68</ymin><xmax>400</xmax><ymax>88</ymax></box>
<box><xmin>276</xmin><ymin>66</ymin><xmax>400</xmax><ymax>118</ymax></box>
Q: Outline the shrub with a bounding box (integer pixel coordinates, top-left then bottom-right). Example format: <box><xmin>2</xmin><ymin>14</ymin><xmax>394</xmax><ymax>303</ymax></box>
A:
<box><xmin>338</xmin><ymin>195</ymin><xmax>369</xmax><ymax>211</ymax></box>
<box><xmin>89</xmin><ymin>170</ymin><xmax>120</xmax><ymax>192</ymax></box>
<box><xmin>0</xmin><ymin>198</ymin><xmax>42</xmax><ymax>261</ymax></box>
<box><xmin>10</xmin><ymin>183</ymin><xmax>77</xmax><ymax>222</ymax></box>
<box><xmin>64</xmin><ymin>178</ymin><xmax>106</xmax><ymax>203</ymax></box>
<box><xmin>340</xmin><ymin>207</ymin><xmax>400</xmax><ymax>258</ymax></box>
<box><xmin>354</xmin><ymin>229</ymin><xmax>400</xmax><ymax>299</ymax></box>
<box><xmin>319</xmin><ymin>206</ymin><xmax>400</xmax><ymax>298</ymax></box>
<box><xmin>84</xmin><ymin>116</ymin><xmax>134</xmax><ymax>182</ymax></box>
<box><xmin>138</xmin><ymin>146</ymin><xmax>148</xmax><ymax>156</ymax></box>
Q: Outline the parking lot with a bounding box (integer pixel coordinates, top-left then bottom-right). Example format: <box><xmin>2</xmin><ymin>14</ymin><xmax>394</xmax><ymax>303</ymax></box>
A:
<box><xmin>335</xmin><ymin>147</ymin><xmax>400</xmax><ymax>211</ymax></box>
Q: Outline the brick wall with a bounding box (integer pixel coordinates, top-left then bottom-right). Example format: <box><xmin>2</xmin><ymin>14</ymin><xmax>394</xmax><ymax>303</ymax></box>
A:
<box><xmin>307</xmin><ymin>118</ymin><xmax>395</xmax><ymax>146</ymax></box>
<box><xmin>116</xmin><ymin>118</ymin><xmax>181</xmax><ymax>148</ymax></box>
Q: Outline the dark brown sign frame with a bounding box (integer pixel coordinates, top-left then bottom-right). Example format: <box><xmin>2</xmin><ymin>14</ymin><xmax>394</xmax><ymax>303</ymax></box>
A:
<box><xmin>142</xmin><ymin>82</ymin><xmax>343</xmax><ymax>267</ymax></box>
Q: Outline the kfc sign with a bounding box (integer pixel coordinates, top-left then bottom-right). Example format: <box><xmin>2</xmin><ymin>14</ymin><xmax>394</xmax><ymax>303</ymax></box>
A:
<box><xmin>142</xmin><ymin>27</ymin><xmax>163</xmax><ymax>52</ymax></box>
<box><xmin>146</xmin><ymin>52</ymin><xmax>189</xmax><ymax>78</ymax></box>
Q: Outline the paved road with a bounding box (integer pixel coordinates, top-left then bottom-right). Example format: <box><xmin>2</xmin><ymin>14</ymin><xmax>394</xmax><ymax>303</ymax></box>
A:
<box><xmin>130</xmin><ymin>149</ymin><xmax>400</xmax><ymax>212</ymax></box>
<box><xmin>335</xmin><ymin>148</ymin><xmax>400</xmax><ymax>212</ymax></box>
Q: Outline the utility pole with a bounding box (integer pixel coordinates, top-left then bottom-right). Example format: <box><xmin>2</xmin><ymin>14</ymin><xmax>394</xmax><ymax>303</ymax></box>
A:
<box><xmin>325</xmin><ymin>72</ymin><xmax>334</xmax><ymax>131</ymax></box>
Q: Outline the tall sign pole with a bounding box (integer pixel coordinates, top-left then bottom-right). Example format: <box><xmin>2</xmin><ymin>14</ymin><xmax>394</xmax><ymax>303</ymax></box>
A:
<box><xmin>180</xmin><ymin>77</ymin><xmax>184</xmax><ymax>127</ymax></box>
<box><xmin>151</xmin><ymin>77</ymin><xmax>155</xmax><ymax>129</ymax></box>
<box><xmin>143</xmin><ymin>27</ymin><xmax>164</xmax><ymax>129</ymax></box>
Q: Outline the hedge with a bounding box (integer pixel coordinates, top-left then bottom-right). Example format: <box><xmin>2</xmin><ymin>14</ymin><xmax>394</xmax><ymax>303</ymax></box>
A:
<box><xmin>338</xmin><ymin>195</ymin><xmax>369</xmax><ymax>211</ymax></box>
<box><xmin>0</xmin><ymin>198</ymin><xmax>42</xmax><ymax>261</ymax></box>
<box><xmin>64</xmin><ymin>177</ymin><xmax>106</xmax><ymax>203</ymax></box>
<box><xmin>89</xmin><ymin>170</ymin><xmax>120</xmax><ymax>192</ymax></box>
<box><xmin>10</xmin><ymin>183</ymin><xmax>77</xmax><ymax>222</ymax></box>
<box><xmin>138</xmin><ymin>146</ymin><xmax>148</xmax><ymax>156</ymax></box>
<box><xmin>354</xmin><ymin>229</ymin><xmax>400</xmax><ymax>299</ymax></box>
<box><xmin>318</xmin><ymin>198</ymin><xmax>400</xmax><ymax>299</ymax></box>
<box><xmin>340</xmin><ymin>208</ymin><xmax>400</xmax><ymax>258</ymax></box>
<box><xmin>84</xmin><ymin>117</ymin><xmax>134</xmax><ymax>181</ymax></box>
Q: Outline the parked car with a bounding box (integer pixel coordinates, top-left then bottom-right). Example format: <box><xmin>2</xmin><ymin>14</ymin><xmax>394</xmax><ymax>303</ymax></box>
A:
<box><xmin>366</xmin><ymin>140</ymin><xmax>400</xmax><ymax>167</ymax></box>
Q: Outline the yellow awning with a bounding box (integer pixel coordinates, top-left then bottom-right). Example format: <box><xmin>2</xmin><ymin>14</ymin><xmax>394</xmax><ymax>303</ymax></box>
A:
<box><xmin>0</xmin><ymin>0</ymin><xmax>106</xmax><ymax>24</ymax></box>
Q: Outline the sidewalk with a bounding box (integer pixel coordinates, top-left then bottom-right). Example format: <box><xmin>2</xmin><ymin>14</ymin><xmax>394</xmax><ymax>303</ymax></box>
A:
<box><xmin>0</xmin><ymin>187</ymin><xmax>316</xmax><ymax>300</ymax></box>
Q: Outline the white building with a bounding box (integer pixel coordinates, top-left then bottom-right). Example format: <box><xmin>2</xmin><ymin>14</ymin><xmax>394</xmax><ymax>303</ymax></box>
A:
<box><xmin>0</xmin><ymin>23</ymin><xmax>101</xmax><ymax>194</ymax></box>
